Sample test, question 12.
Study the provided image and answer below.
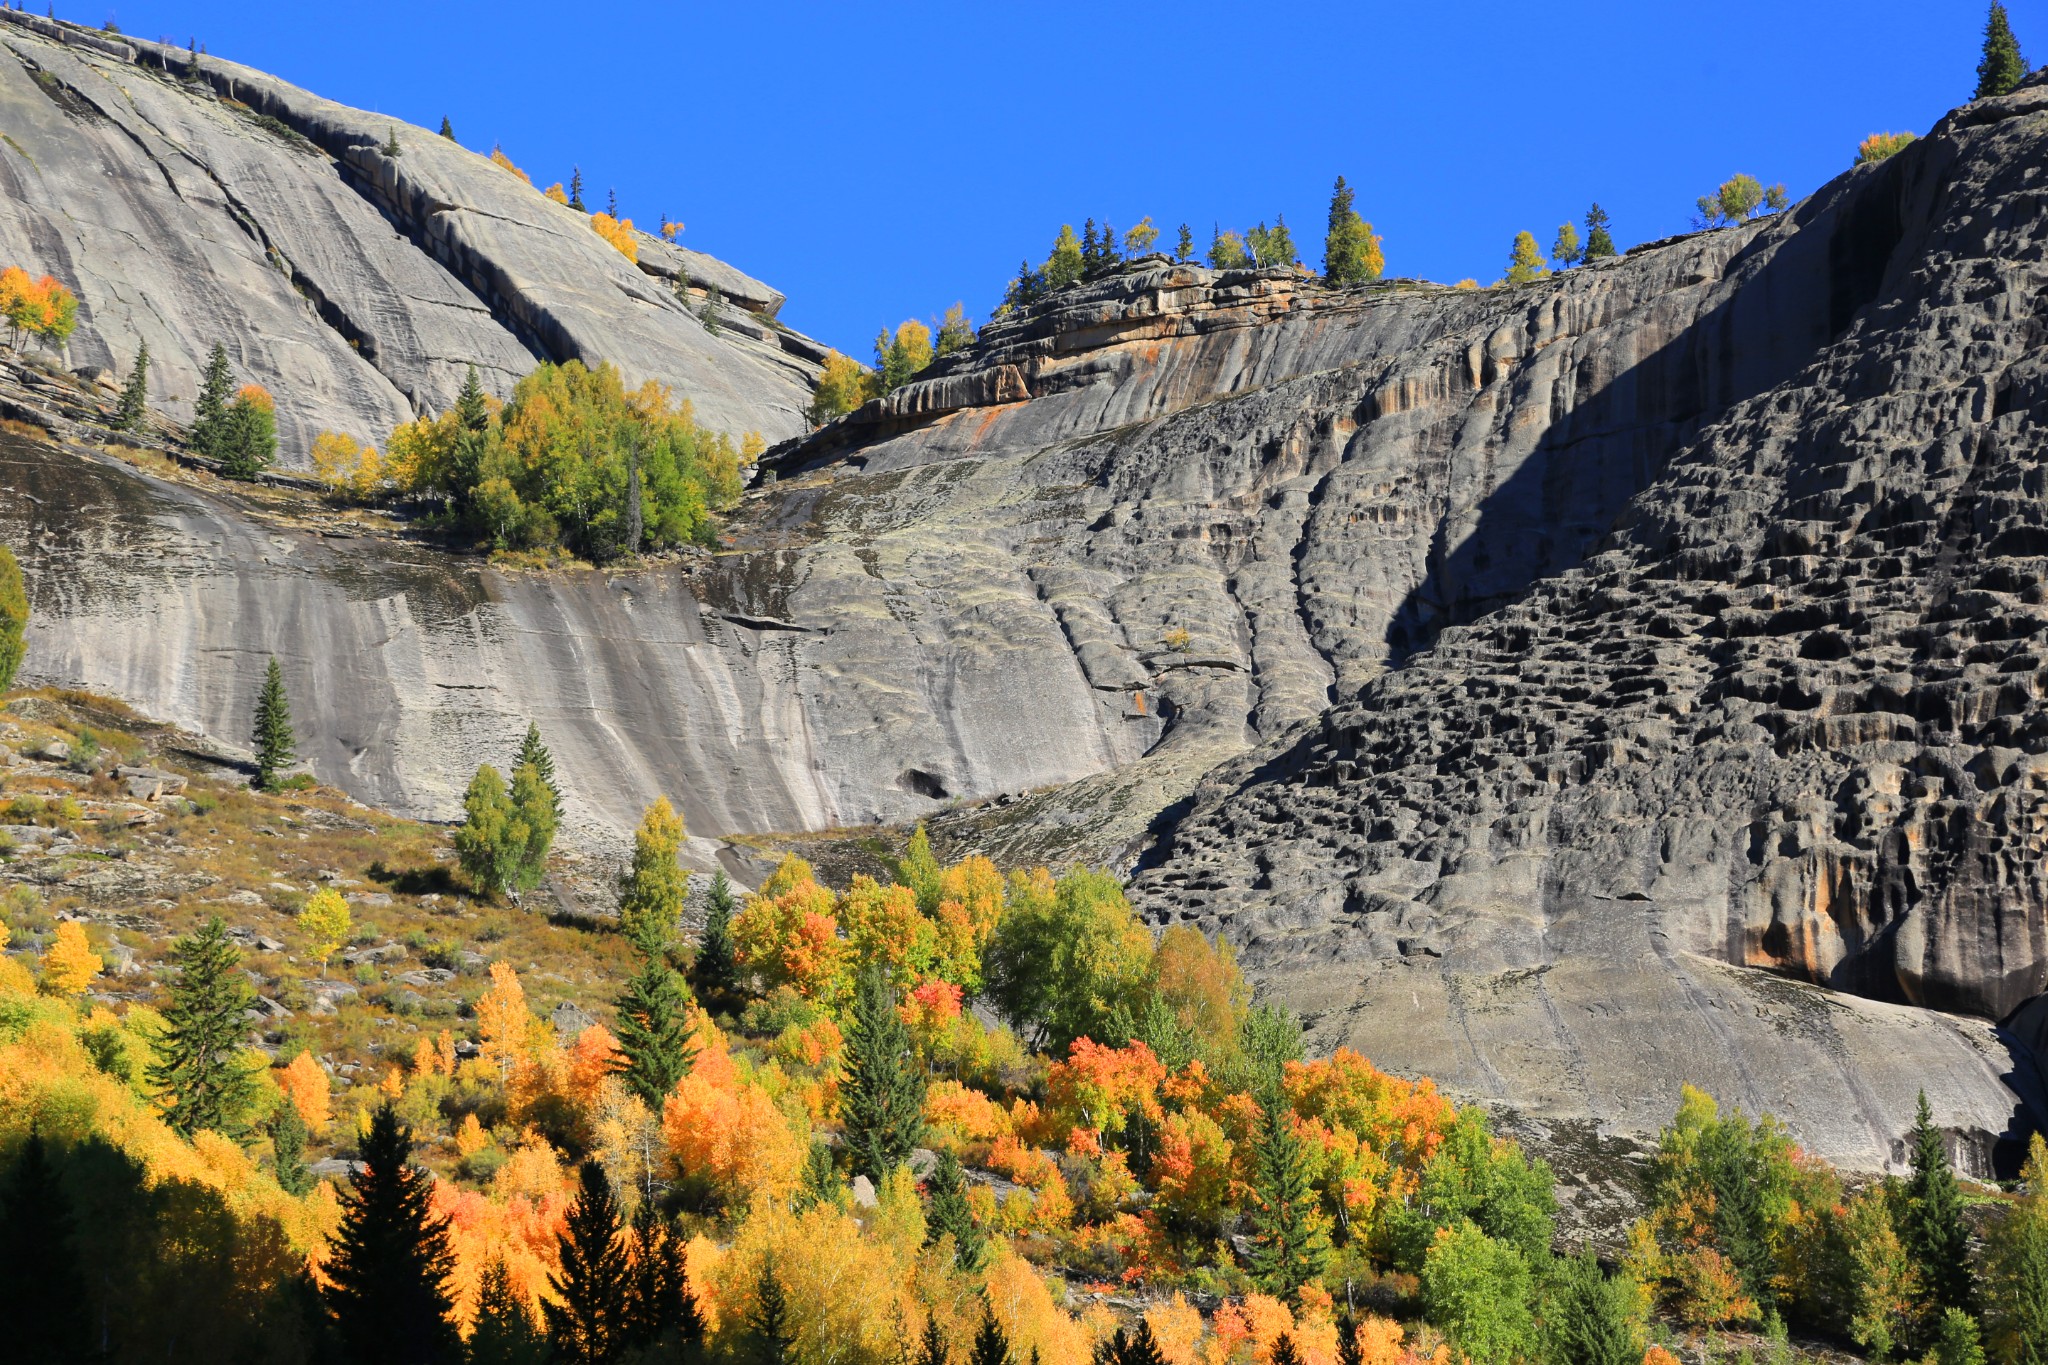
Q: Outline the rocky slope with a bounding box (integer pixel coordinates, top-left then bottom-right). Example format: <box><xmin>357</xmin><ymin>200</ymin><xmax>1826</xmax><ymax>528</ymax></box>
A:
<box><xmin>0</xmin><ymin>12</ymin><xmax>822</xmax><ymax>456</ymax></box>
<box><xmin>5</xmin><ymin>40</ymin><xmax>2046</xmax><ymax>1167</ymax></box>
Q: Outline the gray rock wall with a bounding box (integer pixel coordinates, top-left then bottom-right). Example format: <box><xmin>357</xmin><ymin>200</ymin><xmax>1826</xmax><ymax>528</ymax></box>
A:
<box><xmin>0</xmin><ymin>14</ymin><xmax>817</xmax><ymax>460</ymax></box>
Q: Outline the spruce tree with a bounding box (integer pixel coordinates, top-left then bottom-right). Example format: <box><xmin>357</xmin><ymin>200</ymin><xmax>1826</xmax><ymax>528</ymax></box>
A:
<box><xmin>1544</xmin><ymin>1246</ymin><xmax>1641</xmax><ymax>1365</ymax></box>
<box><xmin>1583</xmin><ymin>205</ymin><xmax>1617</xmax><ymax>261</ymax></box>
<box><xmin>618</xmin><ymin>797</ymin><xmax>687</xmax><ymax>949</ymax></box>
<box><xmin>1268</xmin><ymin>1336</ymin><xmax>1303</xmax><ymax>1365</ymax></box>
<box><xmin>252</xmin><ymin>656</ymin><xmax>296</xmax><ymax>790</ymax></box>
<box><xmin>455</xmin><ymin>764</ymin><xmax>521</xmax><ymax>900</ymax></box>
<box><xmin>546</xmin><ymin>1161</ymin><xmax>633</xmax><ymax>1365</ymax></box>
<box><xmin>470</xmin><ymin>1257</ymin><xmax>547</xmax><ymax>1365</ymax></box>
<box><xmin>515</xmin><ymin>720</ymin><xmax>564</xmax><ymax>818</ymax></box>
<box><xmin>916</xmin><ymin>1314</ymin><xmax>951</xmax><ymax>1365</ymax></box>
<box><xmin>1903</xmin><ymin>1090</ymin><xmax>1975</xmax><ymax>1315</ymax></box>
<box><xmin>438</xmin><ymin>115</ymin><xmax>455</xmax><ymax>140</ymax></box>
<box><xmin>191</xmin><ymin>342</ymin><xmax>233</xmax><ymax>456</ymax></box>
<box><xmin>1081</xmin><ymin>219</ymin><xmax>1101</xmax><ymax>267</ymax></box>
<box><xmin>1337</xmin><ymin>1312</ymin><xmax>1365</xmax><ymax>1365</ymax></box>
<box><xmin>1246</xmin><ymin>1085</ymin><xmax>1331</xmax><ymax>1303</ymax></box>
<box><xmin>614</xmin><ymin>934</ymin><xmax>699</xmax><ymax>1108</ymax></box>
<box><xmin>383</xmin><ymin>126</ymin><xmax>402</xmax><ymax>157</ymax></box>
<box><xmin>1931</xmin><ymin>1307</ymin><xmax>1987</xmax><ymax>1365</ymax></box>
<box><xmin>0</xmin><ymin>543</ymin><xmax>26</xmax><ymax>692</ymax></box>
<box><xmin>0</xmin><ymin>1133</ymin><xmax>90</xmax><ymax>1365</ymax></box>
<box><xmin>272</xmin><ymin>1101</ymin><xmax>314</xmax><ymax>1195</ymax></box>
<box><xmin>625</xmin><ymin>1199</ymin><xmax>689</xmax><ymax>1351</ymax></box>
<box><xmin>510</xmin><ymin>761</ymin><xmax>558</xmax><ymax>893</ymax></box>
<box><xmin>795</xmin><ymin>1139</ymin><xmax>840</xmax><ymax>1212</ymax></box>
<box><xmin>1978</xmin><ymin>3</ymin><xmax>2028</xmax><ymax>98</ymax></box>
<box><xmin>1116</xmin><ymin>1319</ymin><xmax>1168</xmax><ymax>1365</ymax></box>
<box><xmin>841</xmin><ymin>963</ymin><xmax>926</xmax><ymax>1183</ymax></box>
<box><xmin>750</xmin><ymin>1259</ymin><xmax>795</xmax><ymax>1365</ymax></box>
<box><xmin>968</xmin><ymin>1299</ymin><xmax>1012</xmax><ymax>1365</ymax></box>
<box><xmin>456</xmin><ymin>362</ymin><xmax>491</xmax><ymax>430</ymax></box>
<box><xmin>570</xmin><ymin>167</ymin><xmax>587</xmax><ymax>213</ymax></box>
<box><xmin>924</xmin><ymin>1147</ymin><xmax>986</xmax><ymax>1269</ymax></box>
<box><xmin>1176</xmin><ymin>223</ymin><xmax>1194</xmax><ymax>263</ymax></box>
<box><xmin>147</xmin><ymin>915</ymin><xmax>259</xmax><ymax>1137</ymax></box>
<box><xmin>1268</xmin><ymin>214</ymin><xmax>1297</xmax><ymax>268</ymax></box>
<box><xmin>324</xmin><ymin>1104</ymin><xmax>462</xmax><ymax>1365</ymax></box>
<box><xmin>116</xmin><ymin>340</ymin><xmax>149</xmax><ymax>431</ymax></box>
<box><xmin>219</xmin><ymin>387</ymin><xmax>277</xmax><ymax>479</ymax></box>
<box><xmin>690</xmin><ymin>869</ymin><xmax>741</xmax><ymax>1010</ymax></box>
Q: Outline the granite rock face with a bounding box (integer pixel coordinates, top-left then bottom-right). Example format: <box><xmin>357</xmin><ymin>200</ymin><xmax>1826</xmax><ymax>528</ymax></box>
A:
<box><xmin>6</xmin><ymin>50</ymin><xmax>2048</xmax><ymax>1166</ymax></box>
<box><xmin>0</xmin><ymin>13</ymin><xmax>819</xmax><ymax>459</ymax></box>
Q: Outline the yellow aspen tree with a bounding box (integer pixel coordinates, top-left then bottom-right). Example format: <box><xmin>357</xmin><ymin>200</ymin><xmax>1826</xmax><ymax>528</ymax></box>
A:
<box><xmin>478</xmin><ymin>961</ymin><xmax>533</xmax><ymax>1072</ymax></box>
<box><xmin>298</xmin><ymin>886</ymin><xmax>351</xmax><ymax>967</ymax></box>
<box><xmin>40</xmin><ymin>920</ymin><xmax>101</xmax><ymax>997</ymax></box>
<box><xmin>277</xmin><ymin>1050</ymin><xmax>332</xmax><ymax>1133</ymax></box>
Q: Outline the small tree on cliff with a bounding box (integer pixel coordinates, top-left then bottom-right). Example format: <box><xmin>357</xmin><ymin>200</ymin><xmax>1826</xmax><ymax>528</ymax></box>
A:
<box><xmin>1978</xmin><ymin>3</ymin><xmax>2028</xmax><ymax>98</ymax></box>
<box><xmin>252</xmin><ymin>657</ymin><xmax>296</xmax><ymax>790</ymax></box>
<box><xmin>1501</xmin><ymin>232</ymin><xmax>1549</xmax><ymax>286</ymax></box>
<box><xmin>116</xmin><ymin>341</ymin><xmax>150</xmax><ymax>431</ymax></box>
<box><xmin>1583</xmin><ymin>204</ymin><xmax>1617</xmax><ymax>260</ymax></box>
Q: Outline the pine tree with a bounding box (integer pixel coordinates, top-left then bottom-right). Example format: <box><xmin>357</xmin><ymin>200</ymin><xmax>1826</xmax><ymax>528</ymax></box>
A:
<box><xmin>570</xmin><ymin>167</ymin><xmax>587</xmax><ymax>213</ymax></box>
<box><xmin>438</xmin><ymin>115</ymin><xmax>455</xmax><ymax>140</ymax></box>
<box><xmin>924</xmin><ymin>1147</ymin><xmax>986</xmax><ymax>1269</ymax></box>
<box><xmin>516</xmin><ymin>721</ymin><xmax>564</xmax><ymax>818</ymax></box>
<box><xmin>968</xmin><ymin>1299</ymin><xmax>1012</xmax><ymax>1365</ymax></box>
<box><xmin>324</xmin><ymin>1104</ymin><xmax>462</xmax><ymax>1365</ymax></box>
<box><xmin>1978</xmin><ymin>3</ymin><xmax>2028</xmax><ymax>98</ymax></box>
<box><xmin>455</xmin><ymin>765</ymin><xmax>521</xmax><ymax>900</ymax></box>
<box><xmin>916</xmin><ymin>1314</ymin><xmax>951</xmax><ymax>1365</ymax></box>
<box><xmin>750</xmin><ymin>1260</ymin><xmax>795</xmax><ymax>1365</ymax></box>
<box><xmin>1583</xmin><ymin>205</ymin><xmax>1617</xmax><ymax>261</ymax></box>
<box><xmin>1337</xmin><ymin>1312</ymin><xmax>1365</xmax><ymax>1365</ymax></box>
<box><xmin>147</xmin><ymin>915</ymin><xmax>259</xmax><ymax>1137</ymax></box>
<box><xmin>252</xmin><ymin>656</ymin><xmax>296</xmax><ymax>790</ymax></box>
<box><xmin>1101</xmin><ymin>221</ymin><xmax>1120</xmax><ymax>266</ymax></box>
<box><xmin>190</xmin><ymin>342</ymin><xmax>233</xmax><ymax>457</ymax></box>
<box><xmin>0</xmin><ymin>543</ymin><xmax>25</xmax><ymax>692</ymax></box>
<box><xmin>1322</xmin><ymin>177</ymin><xmax>1383</xmax><ymax>286</ymax></box>
<box><xmin>1552</xmin><ymin>222</ymin><xmax>1583</xmax><ymax>269</ymax></box>
<box><xmin>795</xmin><ymin>1139</ymin><xmax>840</xmax><ymax>1212</ymax></box>
<box><xmin>842</xmin><ymin>963</ymin><xmax>926</xmax><ymax>1182</ymax></box>
<box><xmin>547</xmin><ymin>1161</ymin><xmax>633</xmax><ymax>1365</ymax></box>
<box><xmin>456</xmin><ymin>362</ymin><xmax>491</xmax><ymax>430</ymax></box>
<box><xmin>614</xmin><ymin>932</ymin><xmax>698</xmax><ymax>1108</ymax></box>
<box><xmin>0</xmin><ymin>1133</ymin><xmax>90</xmax><ymax>1365</ymax></box>
<box><xmin>1268</xmin><ymin>1336</ymin><xmax>1303</xmax><ymax>1365</ymax></box>
<box><xmin>1081</xmin><ymin>219</ymin><xmax>1101</xmax><ymax>267</ymax></box>
<box><xmin>1176</xmin><ymin>223</ymin><xmax>1194</xmax><ymax>263</ymax></box>
<box><xmin>272</xmin><ymin>1101</ymin><xmax>314</xmax><ymax>1195</ymax></box>
<box><xmin>618</xmin><ymin>797</ymin><xmax>687</xmax><ymax>950</ymax></box>
<box><xmin>691</xmin><ymin>869</ymin><xmax>741</xmax><ymax>1009</ymax></box>
<box><xmin>384</xmin><ymin>126</ymin><xmax>401</xmax><ymax>157</ymax></box>
<box><xmin>1247</xmin><ymin>1086</ymin><xmax>1332</xmax><ymax>1303</ymax></box>
<box><xmin>625</xmin><ymin>1199</ymin><xmax>690</xmax><ymax>1351</ymax></box>
<box><xmin>116</xmin><ymin>340</ymin><xmax>149</xmax><ymax>431</ymax></box>
<box><xmin>1116</xmin><ymin>1320</ymin><xmax>1168</xmax><ymax>1365</ymax></box>
<box><xmin>1903</xmin><ymin>1090</ymin><xmax>1975</xmax><ymax>1315</ymax></box>
<box><xmin>219</xmin><ymin>387</ymin><xmax>277</xmax><ymax>479</ymax></box>
<box><xmin>510</xmin><ymin>761</ymin><xmax>557</xmax><ymax>893</ymax></box>
<box><xmin>1544</xmin><ymin>1246</ymin><xmax>1641</xmax><ymax>1365</ymax></box>
<box><xmin>470</xmin><ymin>1257</ymin><xmax>547</xmax><ymax>1365</ymax></box>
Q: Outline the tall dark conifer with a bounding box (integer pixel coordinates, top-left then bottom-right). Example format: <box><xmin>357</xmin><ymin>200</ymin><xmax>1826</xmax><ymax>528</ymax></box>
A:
<box><xmin>841</xmin><ymin>964</ymin><xmax>926</xmax><ymax>1182</ymax></box>
<box><xmin>750</xmin><ymin>1259</ymin><xmax>795</xmax><ymax>1365</ymax></box>
<box><xmin>1583</xmin><ymin>204</ymin><xmax>1617</xmax><ymax>261</ymax></box>
<box><xmin>570</xmin><ymin>167</ymin><xmax>587</xmax><ymax>212</ymax></box>
<box><xmin>924</xmin><ymin>1147</ymin><xmax>986</xmax><ymax>1269</ymax></box>
<box><xmin>625</xmin><ymin>1199</ymin><xmax>691</xmax><ymax>1352</ymax></box>
<box><xmin>147</xmin><ymin>915</ymin><xmax>259</xmax><ymax>1137</ymax></box>
<box><xmin>691</xmin><ymin>870</ymin><xmax>741</xmax><ymax>1009</ymax></box>
<box><xmin>252</xmin><ymin>656</ymin><xmax>296</xmax><ymax>791</ymax></box>
<box><xmin>190</xmin><ymin>342</ymin><xmax>233</xmax><ymax>456</ymax></box>
<box><xmin>1246</xmin><ymin>1085</ymin><xmax>1331</xmax><ymax>1303</ymax></box>
<box><xmin>916</xmin><ymin>1314</ymin><xmax>951</xmax><ymax>1365</ymax></box>
<box><xmin>323</xmin><ymin>1104</ymin><xmax>462</xmax><ymax>1365</ymax></box>
<box><xmin>1903</xmin><ymin>1090</ymin><xmax>1974</xmax><ymax>1316</ymax></box>
<box><xmin>1978</xmin><ymin>3</ymin><xmax>2028</xmax><ymax>98</ymax></box>
<box><xmin>968</xmin><ymin>1299</ymin><xmax>1012</xmax><ymax>1365</ymax></box>
<box><xmin>1116</xmin><ymin>1320</ymin><xmax>1169</xmax><ymax>1365</ymax></box>
<box><xmin>514</xmin><ymin>721</ymin><xmax>563</xmax><ymax>818</ymax></box>
<box><xmin>438</xmin><ymin>115</ymin><xmax>456</xmax><ymax>140</ymax></box>
<box><xmin>470</xmin><ymin>1256</ymin><xmax>547</xmax><ymax>1365</ymax></box>
<box><xmin>0</xmin><ymin>1133</ymin><xmax>89</xmax><ymax>1365</ymax></box>
<box><xmin>546</xmin><ymin>1161</ymin><xmax>633</xmax><ymax>1365</ymax></box>
<box><xmin>615</xmin><ymin>942</ymin><xmax>698</xmax><ymax>1109</ymax></box>
<box><xmin>116</xmin><ymin>341</ymin><xmax>149</xmax><ymax>431</ymax></box>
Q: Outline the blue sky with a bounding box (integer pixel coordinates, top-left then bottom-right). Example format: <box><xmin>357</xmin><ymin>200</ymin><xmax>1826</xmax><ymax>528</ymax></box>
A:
<box><xmin>87</xmin><ymin>1</ymin><xmax>2037</xmax><ymax>358</ymax></box>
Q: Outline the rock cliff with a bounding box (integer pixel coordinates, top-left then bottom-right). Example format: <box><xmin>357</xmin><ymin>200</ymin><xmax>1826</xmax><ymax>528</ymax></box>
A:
<box><xmin>4</xmin><ymin>38</ymin><xmax>2046</xmax><ymax>1169</ymax></box>
<box><xmin>0</xmin><ymin>12</ymin><xmax>821</xmax><ymax>457</ymax></box>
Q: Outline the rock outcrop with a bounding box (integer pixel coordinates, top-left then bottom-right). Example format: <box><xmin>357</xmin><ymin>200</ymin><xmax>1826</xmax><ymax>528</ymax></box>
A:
<box><xmin>5</xmin><ymin>37</ymin><xmax>2047</xmax><ymax>1168</ymax></box>
<box><xmin>0</xmin><ymin>12</ymin><xmax>821</xmax><ymax>457</ymax></box>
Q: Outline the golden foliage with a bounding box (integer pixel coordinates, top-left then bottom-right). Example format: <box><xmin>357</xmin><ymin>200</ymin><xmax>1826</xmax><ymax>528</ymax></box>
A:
<box><xmin>477</xmin><ymin>961</ymin><xmax>534</xmax><ymax>1073</ymax></box>
<box><xmin>543</xmin><ymin>182</ymin><xmax>569</xmax><ymax>205</ymax></box>
<box><xmin>0</xmin><ymin>265</ymin><xmax>79</xmax><ymax>346</ymax></box>
<box><xmin>589</xmin><ymin>212</ymin><xmax>639</xmax><ymax>263</ymax></box>
<box><xmin>276</xmin><ymin>1051</ymin><xmax>332</xmax><ymax>1134</ymax></box>
<box><xmin>297</xmin><ymin>885</ymin><xmax>352</xmax><ymax>965</ymax></box>
<box><xmin>309</xmin><ymin>432</ymin><xmax>385</xmax><ymax>503</ymax></box>
<box><xmin>490</xmin><ymin>145</ymin><xmax>531</xmax><ymax>184</ymax></box>
<box><xmin>40</xmin><ymin>919</ymin><xmax>101</xmax><ymax>996</ymax></box>
<box><xmin>1856</xmin><ymin>131</ymin><xmax>1916</xmax><ymax>165</ymax></box>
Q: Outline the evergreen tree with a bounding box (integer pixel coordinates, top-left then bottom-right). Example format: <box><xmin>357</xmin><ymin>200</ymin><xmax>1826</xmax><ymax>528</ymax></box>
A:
<box><xmin>1543</xmin><ymin>1246</ymin><xmax>1642</xmax><ymax>1365</ymax></box>
<box><xmin>1268</xmin><ymin>1336</ymin><xmax>1303</xmax><ymax>1365</ymax></box>
<box><xmin>1246</xmin><ymin>1086</ymin><xmax>1331</xmax><ymax>1303</ymax></box>
<box><xmin>795</xmin><ymin>1139</ymin><xmax>840</xmax><ymax>1212</ymax></box>
<box><xmin>690</xmin><ymin>869</ymin><xmax>741</xmax><ymax>1009</ymax></box>
<box><xmin>252</xmin><ymin>655</ymin><xmax>296</xmax><ymax>790</ymax></box>
<box><xmin>608</xmin><ymin>188</ymin><xmax>619</xmax><ymax>217</ymax></box>
<box><xmin>438</xmin><ymin>115</ymin><xmax>455</xmax><ymax>140</ymax></box>
<box><xmin>570</xmin><ymin>167</ymin><xmax>587</xmax><ymax>212</ymax></box>
<box><xmin>219</xmin><ymin>386</ymin><xmax>278</xmax><ymax>479</ymax></box>
<box><xmin>547</xmin><ymin>1161</ymin><xmax>633</xmax><ymax>1365</ymax></box>
<box><xmin>1043</xmin><ymin>225</ymin><xmax>1085</xmax><ymax>290</ymax></box>
<box><xmin>614</xmin><ymin>931</ymin><xmax>699</xmax><ymax>1108</ymax></box>
<box><xmin>1903</xmin><ymin>1090</ymin><xmax>1975</xmax><ymax>1315</ymax></box>
<box><xmin>968</xmin><ymin>1299</ymin><xmax>1012</xmax><ymax>1365</ymax></box>
<box><xmin>916</xmin><ymin>1314</ymin><xmax>951</xmax><ymax>1365</ymax></box>
<box><xmin>190</xmin><ymin>342</ymin><xmax>233</xmax><ymax>457</ymax></box>
<box><xmin>750</xmin><ymin>1260</ymin><xmax>796</xmax><ymax>1365</ymax></box>
<box><xmin>1101</xmin><ymin>221</ymin><xmax>1120</xmax><ymax>266</ymax></box>
<box><xmin>324</xmin><ymin>1104</ymin><xmax>462</xmax><ymax>1365</ymax></box>
<box><xmin>272</xmin><ymin>1101</ymin><xmax>314</xmax><ymax>1195</ymax></box>
<box><xmin>1337</xmin><ymin>1312</ymin><xmax>1364</xmax><ymax>1365</ymax></box>
<box><xmin>471</xmin><ymin>1256</ymin><xmax>547</xmax><ymax>1365</ymax></box>
<box><xmin>841</xmin><ymin>963</ymin><xmax>926</xmax><ymax>1183</ymax></box>
<box><xmin>1552</xmin><ymin>222</ymin><xmax>1584</xmax><ymax>269</ymax></box>
<box><xmin>0</xmin><ymin>543</ymin><xmax>25</xmax><ymax>692</ymax></box>
<box><xmin>510</xmin><ymin>760</ymin><xmax>558</xmax><ymax>892</ymax></box>
<box><xmin>1006</xmin><ymin>260</ymin><xmax>1043</xmax><ymax>308</ymax></box>
<box><xmin>116</xmin><ymin>340</ymin><xmax>149</xmax><ymax>431</ymax></box>
<box><xmin>619</xmin><ymin>796</ymin><xmax>688</xmax><ymax>949</ymax></box>
<box><xmin>455</xmin><ymin>764</ymin><xmax>522</xmax><ymax>900</ymax></box>
<box><xmin>1322</xmin><ymin>177</ymin><xmax>1383</xmax><ymax>286</ymax></box>
<box><xmin>1081</xmin><ymin>219</ymin><xmax>1101</xmax><ymax>267</ymax></box>
<box><xmin>924</xmin><ymin>1147</ymin><xmax>986</xmax><ymax>1269</ymax></box>
<box><xmin>1268</xmin><ymin>214</ymin><xmax>1297</xmax><ymax>267</ymax></box>
<box><xmin>456</xmin><ymin>362</ymin><xmax>492</xmax><ymax>430</ymax></box>
<box><xmin>1978</xmin><ymin>3</ymin><xmax>2028</xmax><ymax>98</ymax></box>
<box><xmin>1501</xmin><ymin>232</ymin><xmax>1549</xmax><ymax>286</ymax></box>
<box><xmin>147</xmin><ymin>915</ymin><xmax>259</xmax><ymax>1137</ymax></box>
<box><xmin>1583</xmin><ymin>205</ymin><xmax>1617</xmax><ymax>261</ymax></box>
<box><xmin>383</xmin><ymin>125</ymin><xmax>401</xmax><ymax>157</ymax></box>
<box><xmin>1176</xmin><ymin>223</ymin><xmax>1194</xmax><ymax>263</ymax></box>
<box><xmin>0</xmin><ymin>1133</ymin><xmax>90</xmax><ymax>1365</ymax></box>
<box><xmin>625</xmin><ymin>1200</ymin><xmax>690</xmax><ymax>1351</ymax></box>
<box><xmin>1116</xmin><ymin>1320</ymin><xmax>1168</xmax><ymax>1365</ymax></box>
<box><xmin>1930</xmin><ymin>1308</ymin><xmax>1986</xmax><ymax>1365</ymax></box>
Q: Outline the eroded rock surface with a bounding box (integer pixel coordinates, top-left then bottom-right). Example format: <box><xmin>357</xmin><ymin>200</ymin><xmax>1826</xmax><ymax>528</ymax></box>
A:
<box><xmin>0</xmin><ymin>12</ymin><xmax>819</xmax><ymax>457</ymax></box>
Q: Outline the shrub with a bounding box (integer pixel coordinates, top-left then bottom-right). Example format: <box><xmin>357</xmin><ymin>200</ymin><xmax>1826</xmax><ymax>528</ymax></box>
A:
<box><xmin>1856</xmin><ymin>132</ymin><xmax>1917</xmax><ymax>165</ymax></box>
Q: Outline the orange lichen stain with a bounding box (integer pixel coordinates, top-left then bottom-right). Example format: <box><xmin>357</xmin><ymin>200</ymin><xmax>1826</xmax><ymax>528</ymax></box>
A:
<box><xmin>1133</xmin><ymin>691</ymin><xmax>1146</xmax><ymax>716</ymax></box>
